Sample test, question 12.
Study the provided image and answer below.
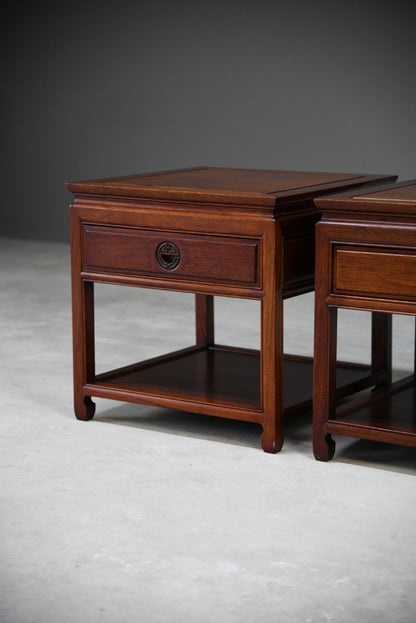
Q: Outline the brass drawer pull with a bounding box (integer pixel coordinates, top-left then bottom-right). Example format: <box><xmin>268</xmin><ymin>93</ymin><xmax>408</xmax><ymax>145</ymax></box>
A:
<box><xmin>156</xmin><ymin>241</ymin><xmax>181</xmax><ymax>271</ymax></box>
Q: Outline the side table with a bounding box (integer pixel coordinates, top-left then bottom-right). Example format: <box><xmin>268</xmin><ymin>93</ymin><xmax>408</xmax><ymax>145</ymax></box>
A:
<box><xmin>313</xmin><ymin>179</ymin><xmax>416</xmax><ymax>460</ymax></box>
<box><xmin>67</xmin><ymin>167</ymin><xmax>395</xmax><ymax>453</ymax></box>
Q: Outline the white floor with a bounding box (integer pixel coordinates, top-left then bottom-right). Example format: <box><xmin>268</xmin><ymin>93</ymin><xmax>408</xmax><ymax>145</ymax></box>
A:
<box><xmin>1</xmin><ymin>236</ymin><xmax>416</xmax><ymax>623</ymax></box>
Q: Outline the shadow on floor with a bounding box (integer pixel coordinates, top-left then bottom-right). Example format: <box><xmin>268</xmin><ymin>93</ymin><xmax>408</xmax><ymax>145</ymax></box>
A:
<box><xmin>94</xmin><ymin>402</ymin><xmax>263</xmax><ymax>450</ymax></box>
<box><xmin>93</xmin><ymin>403</ymin><xmax>315</xmax><ymax>450</ymax></box>
<box><xmin>93</xmin><ymin>401</ymin><xmax>416</xmax><ymax>473</ymax></box>
<box><xmin>335</xmin><ymin>438</ymin><xmax>416</xmax><ymax>474</ymax></box>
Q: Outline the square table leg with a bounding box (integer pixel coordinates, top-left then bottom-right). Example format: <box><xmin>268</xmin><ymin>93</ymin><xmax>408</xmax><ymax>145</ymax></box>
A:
<box><xmin>195</xmin><ymin>294</ymin><xmax>214</xmax><ymax>346</ymax></box>
<box><xmin>72</xmin><ymin>279</ymin><xmax>96</xmax><ymax>421</ymax></box>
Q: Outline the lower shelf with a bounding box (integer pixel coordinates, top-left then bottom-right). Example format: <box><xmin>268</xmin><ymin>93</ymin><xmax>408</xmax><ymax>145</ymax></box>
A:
<box><xmin>89</xmin><ymin>345</ymin><xmax>374</xmax><ymax>420</ymax></box>
<box><xmin>328</xmin><ymin>376</ymin><xmax>416</xmax><ymax>442</ymax></box>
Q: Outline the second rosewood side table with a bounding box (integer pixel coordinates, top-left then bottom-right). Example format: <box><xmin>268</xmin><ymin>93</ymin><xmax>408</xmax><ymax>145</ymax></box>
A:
<box><xmin>313</xmin><ymin>179</ymin><xmax>416</xmax><ymax>460</ymax></box>
<box><xmin>67</xmin><ymin>167</ymin><xmax>395</xmax><ymax>452</ymax></box>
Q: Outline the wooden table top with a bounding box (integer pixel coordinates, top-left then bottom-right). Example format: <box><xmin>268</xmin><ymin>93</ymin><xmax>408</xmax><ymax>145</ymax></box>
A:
<box><xmin>67</xmin><ymin>167</ymin><xmax>395</xmax><ymax>210</ymax></box>
<box><xmin>314</xmin><ymin>179</ymin><xmax>416</xmax><ymax>217</ymax></box>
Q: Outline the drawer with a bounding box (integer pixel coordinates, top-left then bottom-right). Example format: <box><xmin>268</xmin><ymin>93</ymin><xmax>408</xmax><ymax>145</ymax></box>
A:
<box><xmin>83</xmin><ymin>225</ymin><xmax>259</xmax><ymax>286</ymax></box>
<box><xmin>333</xmin><ymin>244</ymin><xmax>416</xmax><ymax>301</ymax></box>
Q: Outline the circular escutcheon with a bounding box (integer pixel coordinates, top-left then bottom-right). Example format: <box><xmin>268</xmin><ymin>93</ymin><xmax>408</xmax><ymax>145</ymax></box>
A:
<box><xmin>156</xmin><ymin>241</ymin><xmax>181</xmax><ymax>271</ymax></box>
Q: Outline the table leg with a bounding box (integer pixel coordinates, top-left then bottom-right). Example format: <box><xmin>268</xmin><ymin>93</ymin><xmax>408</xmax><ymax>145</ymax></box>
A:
<box><xmin>260</xmin><ymin>289</ymin><xmax>284</xmax><ymax>453</ymax></box>
<box><xmin>371</xmin><ymin>312</ymin><xmax>392</xmax><ymax>387</ymax></box>
<box><xmin>260</xmin><ymin>225</ymin><xmax>284</xmax><ymax>453</ymax></box>
<box><xmin>195</xmin><ymin>294</ymin><xmax>214</xmax><ymax>346</ymax></box>
<box><xmin>72</xmin><ymin>279</ymin><xmax>96</xmax><ymax>420</ymax></box>
<box><xmin>313</xmin><ymin>305</ymin><xmax>337</xmax><ymax>461</ymax></box>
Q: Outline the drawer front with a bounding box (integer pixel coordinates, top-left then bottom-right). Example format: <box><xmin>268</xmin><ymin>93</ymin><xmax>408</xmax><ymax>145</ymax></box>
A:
<box><xmin>333</xmin><ymin>244</ymin><xmax>416</xmax><ymax>301</ymax></box>
<box><xmin>83</xmin><ymin>225</ymin><xmax>259</xmax><ymax>286</ymax></box>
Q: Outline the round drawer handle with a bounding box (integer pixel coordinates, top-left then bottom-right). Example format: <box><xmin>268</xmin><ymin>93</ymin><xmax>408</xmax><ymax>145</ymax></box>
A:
<box><xmin>156</xmin><ymin>241</ymin><xmax>181</xmax><ymax>271</ymax></box>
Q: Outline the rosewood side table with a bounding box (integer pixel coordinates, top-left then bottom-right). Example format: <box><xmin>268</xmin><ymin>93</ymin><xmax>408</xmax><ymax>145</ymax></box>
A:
<box><xmin>313</xmin><ymin>179</ymin><xmax>416</xmax><ymax>460</ymax></box>
<box><xmin>67</xmin><ymin>167</ymin><xmax>395</xmax><ymax>453</ymax></box>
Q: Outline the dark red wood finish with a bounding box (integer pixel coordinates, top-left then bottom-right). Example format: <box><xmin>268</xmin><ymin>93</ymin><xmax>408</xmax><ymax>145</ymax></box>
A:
<box><xmin>313</xmin><ymin>179</ymin><xmax>416</xmax><ymax>460</ymax></box>
<box><xmin>68</xmin><ymin>167</ymin><xmax>395</xmax><ymax>452</ymax></box>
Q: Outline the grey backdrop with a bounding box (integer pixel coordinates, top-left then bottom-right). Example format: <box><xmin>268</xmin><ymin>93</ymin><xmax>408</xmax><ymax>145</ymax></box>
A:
<box><xmin>2</xmin><ymin>1</ymin><xmax>415</xmax><ymax>243</ymax></box>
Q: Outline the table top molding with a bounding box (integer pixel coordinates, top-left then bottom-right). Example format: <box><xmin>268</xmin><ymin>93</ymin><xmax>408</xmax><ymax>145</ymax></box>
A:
<box><xmin>315</xmin><ymin>179</ymin><xmax>416</xmax><ymax>218</ymax></box>
<box><xmin>67</xmin><ymin>167</ymin><xmax>395</xmax><ymax>213</ymax></box>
